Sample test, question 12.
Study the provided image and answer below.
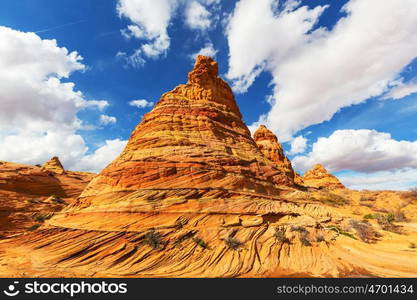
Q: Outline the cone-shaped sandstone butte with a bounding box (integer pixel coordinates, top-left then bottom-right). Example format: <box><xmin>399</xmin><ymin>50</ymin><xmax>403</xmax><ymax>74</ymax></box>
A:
<box><xmin>303</xmin><ymin>164</ymin><xmax>345</xmax><ymax>190</ymax></box>
<box><xmin>42</xmin><ymin>156</ymin><xmax>65</xmax><ymax>174</ymax></box>
<box><xmin>2</xmin><ymin>56</ymin><xmax>416</xmax><ymax>277</ymax></box>
<box><xmin>253</xmin><ymin>125</ymin><xmax>295</xmax><ymax>181</ymax></box>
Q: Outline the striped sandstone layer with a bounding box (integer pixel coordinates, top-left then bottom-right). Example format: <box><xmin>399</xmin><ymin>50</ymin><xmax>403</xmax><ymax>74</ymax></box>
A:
<box><xmin>0</xmin><ymin>56</ymin><xmax>416</xmax><ymax>277</ymax></box>
<box><xmin>303</xmin><ymin>164</ymin><xmax>345</xmax><ymax>190</ymax></box>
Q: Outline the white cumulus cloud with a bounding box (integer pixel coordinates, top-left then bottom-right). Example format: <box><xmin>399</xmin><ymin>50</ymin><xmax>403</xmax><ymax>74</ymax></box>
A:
<box><xmin>117</xmin><ymin>0</ymin><xmax>220</xmax><ymax>66</ymax></box>
<box><xmin>99</xmin><ymin>114</ymin><xmax>117</xmax><ymax>125</ymax></box>
<box><xmin>129</xmin><ymin>99</ymin><xmax>154</xmax><ymax>108</ymax></box>
<box><xmin>190</xmin><ymin>42</ymin><xmax>218</xmax><ymax>60</ymax></box>
<box><xmin>185</xmin><ymin>1</ymin><xmax>212</xmax><ymax>30</ymax></box>
<box><xmin>339</xmin><ymin>169</ymin><xmax>417</xmax><ymax>191</ymax></box>
<box><xmin>0</xmin><ymin>26</ymin><xmax>121</xmax><ymax>173</ymax></box>
<box><xmin>289</xmin><ymin>135</ymin><xmax>307</xmax><ymax>155</ymax></box>
<box><xmin>72</xmin><ymin>139</ymin><xmax>128</xmax><ymax>173</ymax></box>
<box><xmin>382</xmin><ymin>78</ymin><xmax>417</xmax><ymax>100</ymax></box>
<box><xmin>226</xmin><ymin>0</ymin><xmax>417</xmax><ymax>141</ymax></box>
<box><xmin>292</xmin><ymin>129</ymin><xmax>417</xmax><ymax>173</ymax></box>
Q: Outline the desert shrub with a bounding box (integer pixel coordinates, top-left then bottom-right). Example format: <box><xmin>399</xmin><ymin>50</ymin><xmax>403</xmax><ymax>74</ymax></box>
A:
<box><xmin>364</xmin><ymin>213</ymin><xmax>395</xmax><ymax>223</ymax></box>
<box><xmin>290</xmin><ymin>226</ymin><xmax>308</xmax><ymax>234</ymax></box>
<box><xmin>409</xmin><ymin>243</ymin><xmax>417</xmax><ymax>249</ymax></box>
<box><xmin>300</xmin><ymin>236</ymin><xmax>312</xmax><ymax>246</ymax></box>
<box><xmin>274</xmin><ymin>227</ymin><xmax>290</xmax><ymax>243</ymax></box>
<box><xmin>393</xmin><ymin>210</ymin><xmax>407</xmax><ymax>222</ymax></box>
<box><xmin>225</xmin><ymin>236</ymin><xmax>242</xmax><ymax>250</ymax></box>
<box><xmin>349</xmin><ymin>219</ymin><xmax>381</xmax><ymax>243</ymax></box>
<box><xmin>360</xmin><ymin>195</ymin><xmax>375</xmax><ymax>202</ymax></box>
<box><xmin>403</xmin><ymin>187</ymin><xmax>417</xmax><ymax>199</ymax></box>
<box><xmin>316</xmin><ymin>234</ymin><xmax>325</xmax><ymax>242</ymax></box>
<box><xmin>193</xmin><ymin>237</ymin><xmax>208</xmax><ymax>249</ymax></box>
<box><xmin>34</xmin><ymin>213</ymin><xmax>53</xmax><ymax>222</ymax></box>
<box><xmin>144</xmin><ymin>231</ymin><xmax>163</xmax><ymax>249</ymax></box>
<box><xmin>365</xmin><ymin>213</ymin><xmax>403</xmax><ymax>234</ymax></box>
<box><xmin>289</xmin><ymin>226</ymin><xmax>312</xmax><ymax>246</ymax></box>
<box><xmin>28</xmin><ymin>224</ymin><xmax>41</xmax><ymax>231</ymax></box>
<box><xmin>326</xmin><ymin>226</ymin><xmax>357</xmax><ymax>240</ymax></box>
<box><xmin>360</xmin><ymin>202</ymin><xmax>374</xmax><ymax>208</ymax></box>
<box><xmin>318</xmin><ymin>193</ymin><xmax>349</xmax><ymax>206</ymax></box>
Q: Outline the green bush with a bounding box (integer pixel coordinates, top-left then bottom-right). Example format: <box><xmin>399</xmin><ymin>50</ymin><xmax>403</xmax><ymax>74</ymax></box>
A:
<box><xmin>326</xmin><ymin>225</ymin><xmax>357</xmax><ymax>240</ymax></box>
<box><xmin>193</xmin><ymin>237</ymin><xmax>208</xmax><ymax>249</ymax></box>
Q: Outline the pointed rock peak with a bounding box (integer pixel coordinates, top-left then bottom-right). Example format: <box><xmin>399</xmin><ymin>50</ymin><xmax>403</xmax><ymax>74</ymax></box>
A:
<box><xmin>303</xmin><ymin>164</ymin><xmax>345</xmax><ymax>189</ymax></box>
<box><xmin>187</xmin><ymin>55</ymin><xmax>219</xmax><ymax>85</ymax></box>
<box><xmin>59</xmin><ymin>56</ymin><xmax>293</xmax><ymax>217</ymax></box>
<box><xmin>253</xmin><ymin>125</ymin><xmax>295</xmax><ymax>180</ymax></box>
<box><xmin>311</xmin><ymin>164</ymin><xmax>327</xmax><ymax>173</ymax></box>
<box><xmin>42</xmin><ymin>156</ymin><xmax>65</xmax><ymax>174</ymax></box>
<box><xmin>253</xmin><ymin>125</ymin><xmax>278</xmax><ymax>143</ymax></box>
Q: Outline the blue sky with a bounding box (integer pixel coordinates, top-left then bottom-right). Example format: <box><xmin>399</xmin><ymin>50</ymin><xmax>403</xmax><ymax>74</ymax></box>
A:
<box><xmin>1</xmin><ymin>0</ymin><xmax>417</xmax><ymax>190</ymax></box>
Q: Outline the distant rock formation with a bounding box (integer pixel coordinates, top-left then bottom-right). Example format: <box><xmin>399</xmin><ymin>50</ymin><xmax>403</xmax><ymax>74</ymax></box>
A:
<box><xmin>0</xmin><ymin>160</ymin><xmax>95</xmax><ymax>236</ymax></box>
<box><xmin>253</xmin><ymin>125</ymin><xmax>295</xmax><ymax>181</ymax></box>
<box><xmin>42</xmin><ymin>156</ymin><xmax>65</xmax><ymax>174</ymax></box>
<box><xmin>303</xmin><ymin>164</ymin><xmax>345</xmax><ymax>189</ymax></box>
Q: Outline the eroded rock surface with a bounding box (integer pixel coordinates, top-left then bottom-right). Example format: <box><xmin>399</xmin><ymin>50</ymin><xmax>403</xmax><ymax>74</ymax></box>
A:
<box><xmin>253</xmin><ymin>125</ymin><xmax>295</xmax><ymax>181</ymax></box>
<box><xmin>0</xmin><ymin>160</ymin><xmax>94</xmax><ymax>236</ymax></box>
<box><xmin>0</xmin><ymin>57</ymin><xmax>416</xmax><ymax>278</ymax></box>
<box><xmin>303</xmin><ymin>164</ymin><xmax>345</xmax><ymax>190</ymax></box>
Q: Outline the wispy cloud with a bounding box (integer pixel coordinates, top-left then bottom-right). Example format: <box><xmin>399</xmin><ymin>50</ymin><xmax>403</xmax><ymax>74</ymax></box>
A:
<box><xmin>35</xmin><ymin>20</ymin><xmax>86</xmax><ymax>34</ymax></box>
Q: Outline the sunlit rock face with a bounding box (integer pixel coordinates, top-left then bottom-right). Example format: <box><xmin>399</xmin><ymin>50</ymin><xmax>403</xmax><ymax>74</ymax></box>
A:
<box><xmin>0</xmin><ymin>160</ymin><xmax>94</xmax><ymax>236</ymax></box>
<box><xmin>42</xmin><ymin>156</ymin><xmax>65</xmax><ymax>174</ymax></box>
<box><xmin>1</xmin><ymin>57</ymin><xmax>415</xmax><ymax>278</ymax></box>
<box><xmin>303</xmin><ymin>164</ymin><xmax>345</xmax><ymax>190</ymax></box>
<box><xmin>253</xmin><ymin>125</ymin><xmax>295</xmax><ymax>182</ymax></box>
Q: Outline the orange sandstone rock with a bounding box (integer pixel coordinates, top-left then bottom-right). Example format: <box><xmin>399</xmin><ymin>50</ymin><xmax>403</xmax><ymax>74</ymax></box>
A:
<box><xmin>253</xmin><ymin>125</ymin><xmax>295</xmax><ymax>181</ymax></box>
<box><xmin>294</xmin><ymin>172</ymin><xmax>304</xmax><ymax>185</ymax></box>
<box><xmin>1</xmin><ymin>57</ymin><xmax>416</xmax><ymax>278</ymax></box>
<box><xmin>42</xmin><ymin>156</ymin><xmax>65</xmax><ymax>174</ymax></box>
<box><xmin>303</xmin><ymin>164</ymin><xmax>345</xmax><ymax>189</ymax></box>
<box><xmin>0</xmin><ymin>160</ymin><xmax>94</xmax><ymax>236</ymax></box>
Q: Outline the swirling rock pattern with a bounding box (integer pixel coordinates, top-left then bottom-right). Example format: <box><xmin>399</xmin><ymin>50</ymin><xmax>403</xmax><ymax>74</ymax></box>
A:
<box><xmin>0</xmin><ymin>160</ymin><xmax>94</xmax><ymax>236</ymax></box>
<box><xmin>0</xmin><ymin>56</ymin><xmax>416</xmax><ymax>277</ymax></box>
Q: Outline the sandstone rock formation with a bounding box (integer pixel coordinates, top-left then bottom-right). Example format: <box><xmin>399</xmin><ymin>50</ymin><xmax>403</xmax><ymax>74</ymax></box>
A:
<box><xmin>303</xmin><ymin>164</ymin><xmax>345</xmax><ymax>189</ymax></box>
<box><xmin>42</xmin><ymin>156</ymin><xmax>65</xmax><ymax>174</ymax></box>
<box><xmin>0</xmin><ymin>160</ymin><xmax>94</xmax><ymax>236</ymax></box>
<box><xmin>294</xmin><ymin>172</ymin><xmax>304</xmax><ymax>185</ymax></box>
<box><xmin>253</xmin><ymin>125</ymin><xmax>295</xmax><ymax>181</ymax></box>
<box><xmin>0</xmin><ymin>56</ymin><xmax>416</xmax><ymax>278</ymax></box>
